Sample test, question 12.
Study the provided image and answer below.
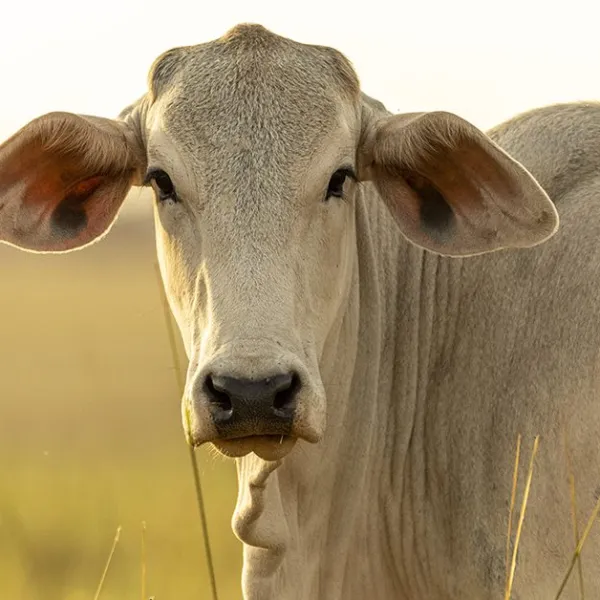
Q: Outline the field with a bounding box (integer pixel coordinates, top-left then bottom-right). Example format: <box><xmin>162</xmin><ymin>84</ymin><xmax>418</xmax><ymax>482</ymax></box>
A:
<box><xmin>0</xmin><ymin>194</ymin><xmax>243</xmax><ymax>599</ymax></box>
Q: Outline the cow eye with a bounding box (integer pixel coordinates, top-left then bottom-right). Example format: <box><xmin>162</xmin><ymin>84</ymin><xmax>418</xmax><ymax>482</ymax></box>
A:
<box><xmin>325</xmin><ymin>167</ymin><xmax>355</xmax><ymax>201</ymax></box>
<box><xmin>145</xmin><ymin>168</ymin><xmax>178</xmax><ymax>203</ymax></box>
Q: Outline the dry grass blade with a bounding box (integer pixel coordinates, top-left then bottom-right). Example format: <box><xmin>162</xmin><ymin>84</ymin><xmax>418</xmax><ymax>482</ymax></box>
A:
<box><xmin>141</xmin><ymin>521</ymin><xmax>147</xmax><ymax>600</ymax></box>
<box><xmin>186</xmin><ymin>419</ymin><xmax>220</xmax><ymax>600</ymax></box>
<box><xmin>504</xmin><ymin>436</ymin><xmax>540</xmax><ymax>600</ymax></box>
<box><xmin>564</xmin><ymin>429</ymin><xmax>585</xmax><ymax>599</ymax></box>
<box><xmin>154</xmin><ymin>262</ymin><xmax>220</xmax><ymax>600</ymax></box>
<box><xmin>505</xmin><ymin>434</ymin><xmax>521</xmax><ymax>580</ymax></box>
<box><xmin>554</xmin><ymin>493</ymin><xmax>600</xmax><ymax>599</ymax></box>
<box><xmin>93</xmin><ymin>525</ymin><xmax>122</xmax><ymax>600</ymax></box>
<box><xmin>568</xmin><ymin>474</ymin><xmax>585</xmax><ymax>599</ymax></box>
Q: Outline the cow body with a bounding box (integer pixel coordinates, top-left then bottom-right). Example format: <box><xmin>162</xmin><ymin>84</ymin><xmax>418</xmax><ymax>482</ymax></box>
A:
<box><xmin>234</xmin><ymin>102</ymin><xmax>600</xmax><ymax>600</ymax></box>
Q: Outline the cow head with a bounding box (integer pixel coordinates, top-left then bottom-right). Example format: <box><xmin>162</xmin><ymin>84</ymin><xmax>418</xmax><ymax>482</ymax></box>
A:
<box><xmin>0</xmin><ymin>24</ymin><xmax>558</xmax><ymax>461</ymax></box>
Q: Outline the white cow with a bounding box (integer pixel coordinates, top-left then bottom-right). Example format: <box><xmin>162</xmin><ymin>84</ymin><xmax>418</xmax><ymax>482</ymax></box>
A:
<box><xmin>2</xmin><ymin>23</ymin><xmax>600</xmax><ymax>599</ymax></box>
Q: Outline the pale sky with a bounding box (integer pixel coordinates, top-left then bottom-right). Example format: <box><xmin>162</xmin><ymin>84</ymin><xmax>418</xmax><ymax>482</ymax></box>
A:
<box><xmin>1</xmin><ymin>0</ymin><xmax>599</xmax><ymax>139</ymax></box>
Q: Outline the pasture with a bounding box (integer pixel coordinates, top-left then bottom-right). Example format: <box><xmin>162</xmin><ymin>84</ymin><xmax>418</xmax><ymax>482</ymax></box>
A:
<box><xmin>0</xmin><ymin>192</ymin><xmax>243</xmax><ymax>599</ymax></box>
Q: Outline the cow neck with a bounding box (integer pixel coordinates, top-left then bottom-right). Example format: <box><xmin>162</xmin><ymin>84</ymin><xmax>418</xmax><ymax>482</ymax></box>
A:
<box><xmin>229</xmin><ymin>187</ymin><xmax>456</xmax><ymax>597</ymax></box>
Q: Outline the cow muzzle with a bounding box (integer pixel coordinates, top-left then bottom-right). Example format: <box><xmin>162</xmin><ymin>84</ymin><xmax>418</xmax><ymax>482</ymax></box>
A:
<box><xmin>184</xmin><ymin>344</ymin><xmax>325</xmax><ymax>460</ymax></box>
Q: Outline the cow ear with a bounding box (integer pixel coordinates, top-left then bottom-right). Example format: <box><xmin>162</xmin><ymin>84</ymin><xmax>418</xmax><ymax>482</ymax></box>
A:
<box><xmin>0</xmin><ymin>111</ymin><xmax>146</xmax><ymax>253</ymax></box>
<box><xmin>358</xmin><ymin>111</ymin><xmax>559</xmax><ymax>256</ymax></box>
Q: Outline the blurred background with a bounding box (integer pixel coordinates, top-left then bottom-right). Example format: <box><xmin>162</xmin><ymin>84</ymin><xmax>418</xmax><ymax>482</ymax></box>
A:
<box><xmin>1</xmin><ymin>0</ymin><xmax>600</xmax><ymax>598</ymax></box>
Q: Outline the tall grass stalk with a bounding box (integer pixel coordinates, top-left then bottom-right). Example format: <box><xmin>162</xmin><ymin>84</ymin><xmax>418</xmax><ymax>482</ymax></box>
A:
<box><xmin>564</xmin><ymin>430</ymin><xmax>585</xmax><ymax>599</ymax></box>
<box><xmin>554</xmin><ymin>493</ymin><xmax>600</xmax><ymax>599</ymax></box>
<box><xmin>505</xmin><ymin>434</ymin><xmax>521</xmax><ymax>580</ymax></box>
<box><xmin>141</xmin><ymin>521</ymin><xmax>147</xmax><ymax>600</ymax></box>
<box><xmin>93</xmin><ymin>525</ymin><xmax>122</xmax><ymax>600</ymax></box>
<box><xmin>567</xmin><ymin>474</ymin><xmax>585</xmax><ymax>599</ymax></box>
<box><xmin>154</xmin><ymin>262</ymin><xmax>219</xmax><ymax>600</ymax></box>
<box><xmin>504</xmin><ymin>436</ymin><xmax>539</xmax><ymax>600</ymax></box>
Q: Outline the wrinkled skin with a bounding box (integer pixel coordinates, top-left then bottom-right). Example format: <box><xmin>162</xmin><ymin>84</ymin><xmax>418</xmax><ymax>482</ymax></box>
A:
<box><xmin>3</xmin><ymin>23</ymin><xmax>600</xmax><ymax>599</ymax></box>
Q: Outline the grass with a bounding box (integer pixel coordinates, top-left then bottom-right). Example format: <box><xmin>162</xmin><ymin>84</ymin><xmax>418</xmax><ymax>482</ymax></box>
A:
<box><xmin>93</xmin><ymin>526</ymin><xmax>122</xmax><ymax>600</ymax></box>
<box><xmin>554</xmin><ymin>491</ymin><xmax>600</xmax><ymax>598</ymax></box>
<box><xmin>504</xmin><ymin>435</ymin><xmax>539</xmax><ymax>600</ymax></box>
<box><xmin>141</xmin><ymin>521</ymin><xmax>147</xmax><ymax>600</ymax></box>
<box><xmin>501</xmin><ymin>432</ymin><xmax>600</xmax><ymax>600</ymax></box>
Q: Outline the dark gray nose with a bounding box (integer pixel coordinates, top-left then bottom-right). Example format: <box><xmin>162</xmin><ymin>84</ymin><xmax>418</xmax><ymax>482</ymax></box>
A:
<box><xmin>204</xmin><ymin>372</ymin><xmax>300</xmax><ymax>432</ymax></box>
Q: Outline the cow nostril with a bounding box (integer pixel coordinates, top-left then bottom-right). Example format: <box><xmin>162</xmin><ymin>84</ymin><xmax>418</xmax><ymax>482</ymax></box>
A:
<box><xmin>273</xmin><ymin>373</ymin><xmax>301</xmax><ymax>414</ymax></box>
<box><xmin>205</xmin><ymin>371</ymin><xmax>301</xmax><ymax>426</ymax></box>
<box><xmin>204</xmin><ymin>374</ymin><xmax>233</xmax><ymax>412</ymax></box>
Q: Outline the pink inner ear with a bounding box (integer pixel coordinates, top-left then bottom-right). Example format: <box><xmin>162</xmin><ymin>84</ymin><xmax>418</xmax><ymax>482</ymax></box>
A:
<box><xmin>17</xmin><ymin>147</ymin><xmax>108</xmax><ymax>216</ymax></box>
<box><xmin>66</xmin><ymin>176</ymin><xmax>106</xmax><ymax>203</ymax></box>
<box><xmin>0</xmin><ymin>111</ymin><xmax>145</xmax><ymax>252</ymax></box>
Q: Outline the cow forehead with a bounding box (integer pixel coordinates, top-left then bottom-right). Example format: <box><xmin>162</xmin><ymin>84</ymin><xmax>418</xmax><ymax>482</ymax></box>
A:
<box><xmin>146</xmin><ymin>24</ymin><xmax>361</xmax><ymax>174</ymax></box>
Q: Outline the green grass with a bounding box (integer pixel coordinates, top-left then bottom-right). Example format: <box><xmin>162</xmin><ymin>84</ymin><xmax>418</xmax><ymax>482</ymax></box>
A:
<box><xmin>0</xmin><ymin>203</ymin><xmax>243</xmax><ymax>599</ymax></box>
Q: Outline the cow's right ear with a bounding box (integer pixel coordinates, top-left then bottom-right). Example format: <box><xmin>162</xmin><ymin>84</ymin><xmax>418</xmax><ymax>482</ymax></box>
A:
<box><xmin>0</xmin><ymin>111</ymin><xmax>146</xmax><ymax>253</ymax></box>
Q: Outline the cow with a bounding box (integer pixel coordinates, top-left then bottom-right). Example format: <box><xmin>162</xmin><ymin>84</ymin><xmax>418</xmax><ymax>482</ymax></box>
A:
<box><xmin>1</xmin><ymin>22</ymin><xmax>599</xmax><ymax>599</ymax></box>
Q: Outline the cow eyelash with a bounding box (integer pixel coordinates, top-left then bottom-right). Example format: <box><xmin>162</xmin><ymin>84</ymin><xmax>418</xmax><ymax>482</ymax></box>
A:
<box><xmin>144</xmin><ymin>168</ymin><xmax>179</xmax><ymax>203</ymax></box>
<box><xmin>325</xmin><ymin>167</ymin><xmax>356</xmax><ymax>201</ymax></box>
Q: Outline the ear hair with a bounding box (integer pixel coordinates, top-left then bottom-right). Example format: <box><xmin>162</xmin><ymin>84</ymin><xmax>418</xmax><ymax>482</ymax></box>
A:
<box><xmin>360</xmin><ymin>111</ymin><xmax>476</xmax><ymax>181</ymax></box>
<box><xmin>9</xmin><ymin>112</ymin><xmax>145</xmax><ymax>181</ymax></box>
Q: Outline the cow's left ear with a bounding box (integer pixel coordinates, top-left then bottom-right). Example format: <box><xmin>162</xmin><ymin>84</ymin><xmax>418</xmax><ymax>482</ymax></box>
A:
<box><xmin>0</xmin><ymin>111</ymin><xmax>146</xmax><ymax>253</ymax></box>
<box><xmin>358</xmin><ymin>110</ymin><xmax>559</xmax><ymax>256</ymax></box>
